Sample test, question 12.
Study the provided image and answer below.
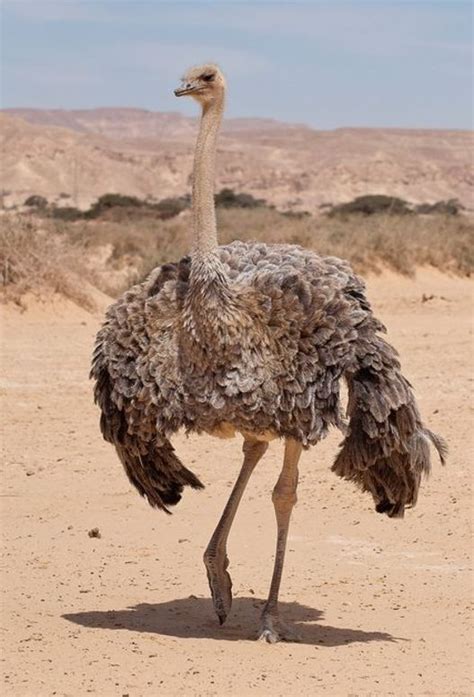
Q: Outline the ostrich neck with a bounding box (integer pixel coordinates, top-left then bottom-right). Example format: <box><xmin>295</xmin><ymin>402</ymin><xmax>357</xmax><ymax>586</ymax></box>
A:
<box><xmin>191</xmin><ymin>97</ymin><xmax>224</xmax><ymax>259</ymax></box>
<box><xmin>182</xmin><ymin>92</ymin><xmax>241</xmax><ymax>353</ymax></box>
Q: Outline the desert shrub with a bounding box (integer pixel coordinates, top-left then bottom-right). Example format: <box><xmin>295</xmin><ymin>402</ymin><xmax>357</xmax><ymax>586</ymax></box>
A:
<box><xmin>24</xmin><ymin>194</ymin><xmax>48</xmax><ymax>209</ymax></box>
<box><xmin>62</xmin><ymin>214</ymin><xmax>189</xmax><ymax>294</ymax></box>
<box><xmin>215</xmin><ymin>188</ymin><xmax>266</xmax><ymax>209</ymax></box>
<box><xmin>281</xmin><ymin>210</ymin><xmax>311</xmax><ymax>220</ymax></box>
<box><xmin>316</xmin><ymin>213</ymin><xmax>473</xmax><ymax>276</ymax></box>
<box><xmin>85</xmin><ymin>193</ymin><xmax>144</xmax><ymax>219</ymax></box>
<box><xmin>415</xmin><ymin>199</ymin><xmax>463</xmax><ymax>216</ymax></box>
<box><xmin>92</xmin><ymin>206</ymin><xmax>472</xmax><ymax>286</ymax></box>
<box><xmin>156</xmin><ymin>195</ymin><xmax>190</xmax><ymax>220</ymax></box>
<box><xmin>82</xmin><ymin>193</ymin><xmax>190</xmax><ymax>222</ymax></box>
<box><xmin>328</xmin><ymin>195</ymin><xmax>412</xmax><ymax>217</ymax></box>
<box><xmin>97</xmin><ymin>193</ymin><xmax>144</xmax><ymax>209</ymax></box>
<box><xmin>214</xmin><ymin>208</ymin><xmax>473</xmax><ymax>276</ymax></box>
<box><xmin>0</xmin><ymin>215</ymin><xmax>96</xmax><ymax>309</ymax></box>
<box><xmin>4</xmin><ymin>202</ymin><xmax>471</xmax><ymax>306</ymax></box>
<box><xmin>50</xmin><ymin>206</ymin><xmax>84</xmax><ymax>221</ymax></box>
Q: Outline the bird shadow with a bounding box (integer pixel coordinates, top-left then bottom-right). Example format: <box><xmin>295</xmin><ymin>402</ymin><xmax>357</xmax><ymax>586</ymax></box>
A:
<box><xmin>63</xmin><ymin>596</ymin><xmax>400</xmax><ymax>646</ymax></box>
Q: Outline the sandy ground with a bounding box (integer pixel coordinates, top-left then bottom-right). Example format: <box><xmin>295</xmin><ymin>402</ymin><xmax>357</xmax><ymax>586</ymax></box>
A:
<box><xmin>1</xmin><ymin>270</ymin><xmax>473</xmax><ymax>697</ymax></box>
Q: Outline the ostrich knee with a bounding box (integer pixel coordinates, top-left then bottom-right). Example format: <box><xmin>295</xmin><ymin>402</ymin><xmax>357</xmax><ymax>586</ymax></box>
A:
<box><xmin>272</xmin><ymin>476</ymin><xmax>298</xmax><ymax>512</ymax></box>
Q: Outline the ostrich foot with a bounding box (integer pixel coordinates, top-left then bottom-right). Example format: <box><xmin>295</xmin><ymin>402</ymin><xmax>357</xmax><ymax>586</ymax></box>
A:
<box><xmin>258</xmin><ymin>613</ymin><xmax>301</xmax><ymax>644</ymax></box>
<box><xmin>203</xmin><ymin>549</ymin><xmax>233</xmax><ymax>625</ymax></box>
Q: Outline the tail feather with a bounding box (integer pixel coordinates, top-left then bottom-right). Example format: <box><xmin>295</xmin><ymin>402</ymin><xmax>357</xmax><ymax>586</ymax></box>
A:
<box><xmin>333</xmin><ymin>338</ymin><xmax>446</xmax><ymax>518</ymax></box>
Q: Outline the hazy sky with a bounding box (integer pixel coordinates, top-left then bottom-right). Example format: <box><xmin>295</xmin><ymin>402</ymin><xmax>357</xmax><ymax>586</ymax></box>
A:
<box><xmin>1</xmin><ymin>0</ymin><xmax>472</xmax><ymax>128</ymax></box>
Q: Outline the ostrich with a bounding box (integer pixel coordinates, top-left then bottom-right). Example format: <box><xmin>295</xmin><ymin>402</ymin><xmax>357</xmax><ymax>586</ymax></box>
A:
<box><xmin>91</xmin><ymin>64</ymin><xmax>446</xmax><ymax>643</ymax></box>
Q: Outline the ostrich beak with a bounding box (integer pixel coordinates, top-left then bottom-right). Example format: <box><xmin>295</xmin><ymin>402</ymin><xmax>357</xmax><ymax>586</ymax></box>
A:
<box><xmin>174</xmin><ymin>81</ymin><xmax>202</xmax><ymax>97</ymax></box>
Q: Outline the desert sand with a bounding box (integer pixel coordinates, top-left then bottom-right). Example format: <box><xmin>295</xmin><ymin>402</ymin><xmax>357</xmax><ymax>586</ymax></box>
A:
<box><xmin>1</xmin><ymin>269</ymin><xmax>472</xmax><ymax>697</ymax></box>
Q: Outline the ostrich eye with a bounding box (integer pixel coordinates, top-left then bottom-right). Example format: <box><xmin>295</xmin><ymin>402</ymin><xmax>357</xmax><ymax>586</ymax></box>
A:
<box><xmin>201</xmin><ymin>73</ymin><xmax>215</xmax><ymax>82</ymax></box>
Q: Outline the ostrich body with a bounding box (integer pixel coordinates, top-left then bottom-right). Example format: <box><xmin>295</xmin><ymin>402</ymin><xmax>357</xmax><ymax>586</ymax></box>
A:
<box><xmin>91</xmin><ymin>65</ymin><xmax>446</xmax><ymax>643</ymax></box>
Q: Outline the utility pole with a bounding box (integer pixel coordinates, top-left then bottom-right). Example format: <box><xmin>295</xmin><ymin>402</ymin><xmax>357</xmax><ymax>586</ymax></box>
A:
<box><xmin>72</xmin><ymin>150</ymin><xmax>78</xmax><ymax>207</ymax></box>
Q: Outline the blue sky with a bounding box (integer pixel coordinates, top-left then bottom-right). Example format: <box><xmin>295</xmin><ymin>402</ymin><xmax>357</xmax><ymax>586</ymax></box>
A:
<box><xmin>1</xmin><ymin>1</ymin><xmax>472</xmax><ymax>128</ymax></box>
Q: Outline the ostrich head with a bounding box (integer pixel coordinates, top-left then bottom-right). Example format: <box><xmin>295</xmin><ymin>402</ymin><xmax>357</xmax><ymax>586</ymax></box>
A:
<box><xmin>174</xmin><ymin>64</ymin><xmax>226</xmax><ymax>106</ymax></box>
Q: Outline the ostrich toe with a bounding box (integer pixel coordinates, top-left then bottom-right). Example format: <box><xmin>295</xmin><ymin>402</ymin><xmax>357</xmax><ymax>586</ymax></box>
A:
<box><xmin>204</xmin><ymin>551</ymin><xmax>233</xmax><ymax>624</ymax></box>
<box><xmin>258</xmin><ymin>613</ymin><xmax>301</xmax><ymax>644</ymax></box>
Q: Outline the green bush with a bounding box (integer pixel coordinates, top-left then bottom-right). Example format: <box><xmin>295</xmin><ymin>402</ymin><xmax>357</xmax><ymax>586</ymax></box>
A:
<box><xmin>24</xmin><ymin>195</ymin><xmax>48</xmax><ymax>209</ymax></box>
<box><xmin>281</xmin><ymin>210</ymin><xmax>311</xmax><ymax>220</ymax></box>
<box><xmin>215</xmin><ymin>188</ymin><xmax>266</xmax><ymax>209</ymax></box>
<box><xmin>85</xmin><ymin>193</ymin><xmax>144</xmax><ymax>219</ymax></box>
<box><xmin>156</xmin><ymin>195</ymin><xmax>190</xmax><ymax>220</ymax></box>
<box><xmin>415</xmin><ymin>199</ymin><xmax>463</xmax><ymax>216</ymax></box>
<box><xmin>328</xmin><ymin>195</ymin><xmax>412</xmax><ymax>217</ymax></box>
<box><xmin>50</xmin><ymin>206</ymin><xmax>84</xmax><ymax>222</ymax></box>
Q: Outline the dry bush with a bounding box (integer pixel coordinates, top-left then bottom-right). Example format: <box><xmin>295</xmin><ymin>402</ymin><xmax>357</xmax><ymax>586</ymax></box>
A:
<box><xmin>63</xmin><ymin>216</ymin><xmax>187</xmax><ymax>293</ymax></box>
<box><xmin>2</xmin><ymin>209</ymin><xmax>472</xmax><ymax>306</ymax></box>
<box><xmin>216</xmin><ymin>209</ymin><xmax>474</xmax><ymax>277</ymax></box>
<box><xmin>67</xmin><ymin>208</ymin><xmax>474</xmax><ymax>291</ymax></box>
<box><xmin>0</xmin><ymin>214</ymin><xmax>97</xmax><ymax>309</ymax></box>
<box><xmin>317</xmin><ymin>214</ymin><xmax>473</xmax><ymax>276</ymax></box>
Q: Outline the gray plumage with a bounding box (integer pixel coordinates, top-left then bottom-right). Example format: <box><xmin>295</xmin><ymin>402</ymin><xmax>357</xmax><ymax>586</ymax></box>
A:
<box><xmin>91</xmin><ymin>240</ymin><xmax>446</xmax><ymax>516</ymax></box>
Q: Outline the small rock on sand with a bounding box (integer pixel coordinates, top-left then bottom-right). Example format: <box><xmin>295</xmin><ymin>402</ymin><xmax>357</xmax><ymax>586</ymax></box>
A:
<box><xmin>87</xmin><ymin>527</ymin><xmax>101</xmax><ymax>539</ymax></box>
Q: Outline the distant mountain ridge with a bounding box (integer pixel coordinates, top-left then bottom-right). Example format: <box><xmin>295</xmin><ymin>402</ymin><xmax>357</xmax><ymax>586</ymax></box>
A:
<box><xmin>4</xmin><ymin>108</ymin><xmax>303</xmax><ymax>139</ymax></box>
<box><xmin>1</xmin><ymin>108</ymin><xmax>472</xmax><ymax>211</ymax></box>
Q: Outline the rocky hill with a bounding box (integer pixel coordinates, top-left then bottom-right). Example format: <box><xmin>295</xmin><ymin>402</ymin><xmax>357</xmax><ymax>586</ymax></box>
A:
<box><xmin>2</xmin><ymin>108</ymin><xmax>472</xmax><ymax>211</ymax></box>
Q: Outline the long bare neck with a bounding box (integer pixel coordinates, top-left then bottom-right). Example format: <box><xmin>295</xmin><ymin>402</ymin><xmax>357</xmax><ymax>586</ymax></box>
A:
<box><xmin>182</xmin><ymin>90</ymin><xmax>239</xmax><ymax>349</ymax></box>
<box><xmin>191</xmin><ymin>96</ymin><xmax>224</xmax><ymax>259</ymax></box>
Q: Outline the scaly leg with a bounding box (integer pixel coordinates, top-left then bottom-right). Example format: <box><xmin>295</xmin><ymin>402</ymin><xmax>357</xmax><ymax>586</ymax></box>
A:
<box><xmin>259</xmin><ymin>438</ymin><xmax>302</xmax><ymax>643</ymax></box>
<box><xmin>204</xmin><ymin>439</ymin><xmax>268</xmax><ymax>625</ymax></box>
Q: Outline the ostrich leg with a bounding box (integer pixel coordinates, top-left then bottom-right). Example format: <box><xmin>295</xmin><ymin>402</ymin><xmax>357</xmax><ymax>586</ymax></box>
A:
<box><xmin>204</xmin><ymin>439</ymin><xmax>268</xmax><ymax>625</ymax></box>
<box><xmin>259</xmin><ymin>438</ymin><xmax>302</xmax><ymax>643</ymax></box>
